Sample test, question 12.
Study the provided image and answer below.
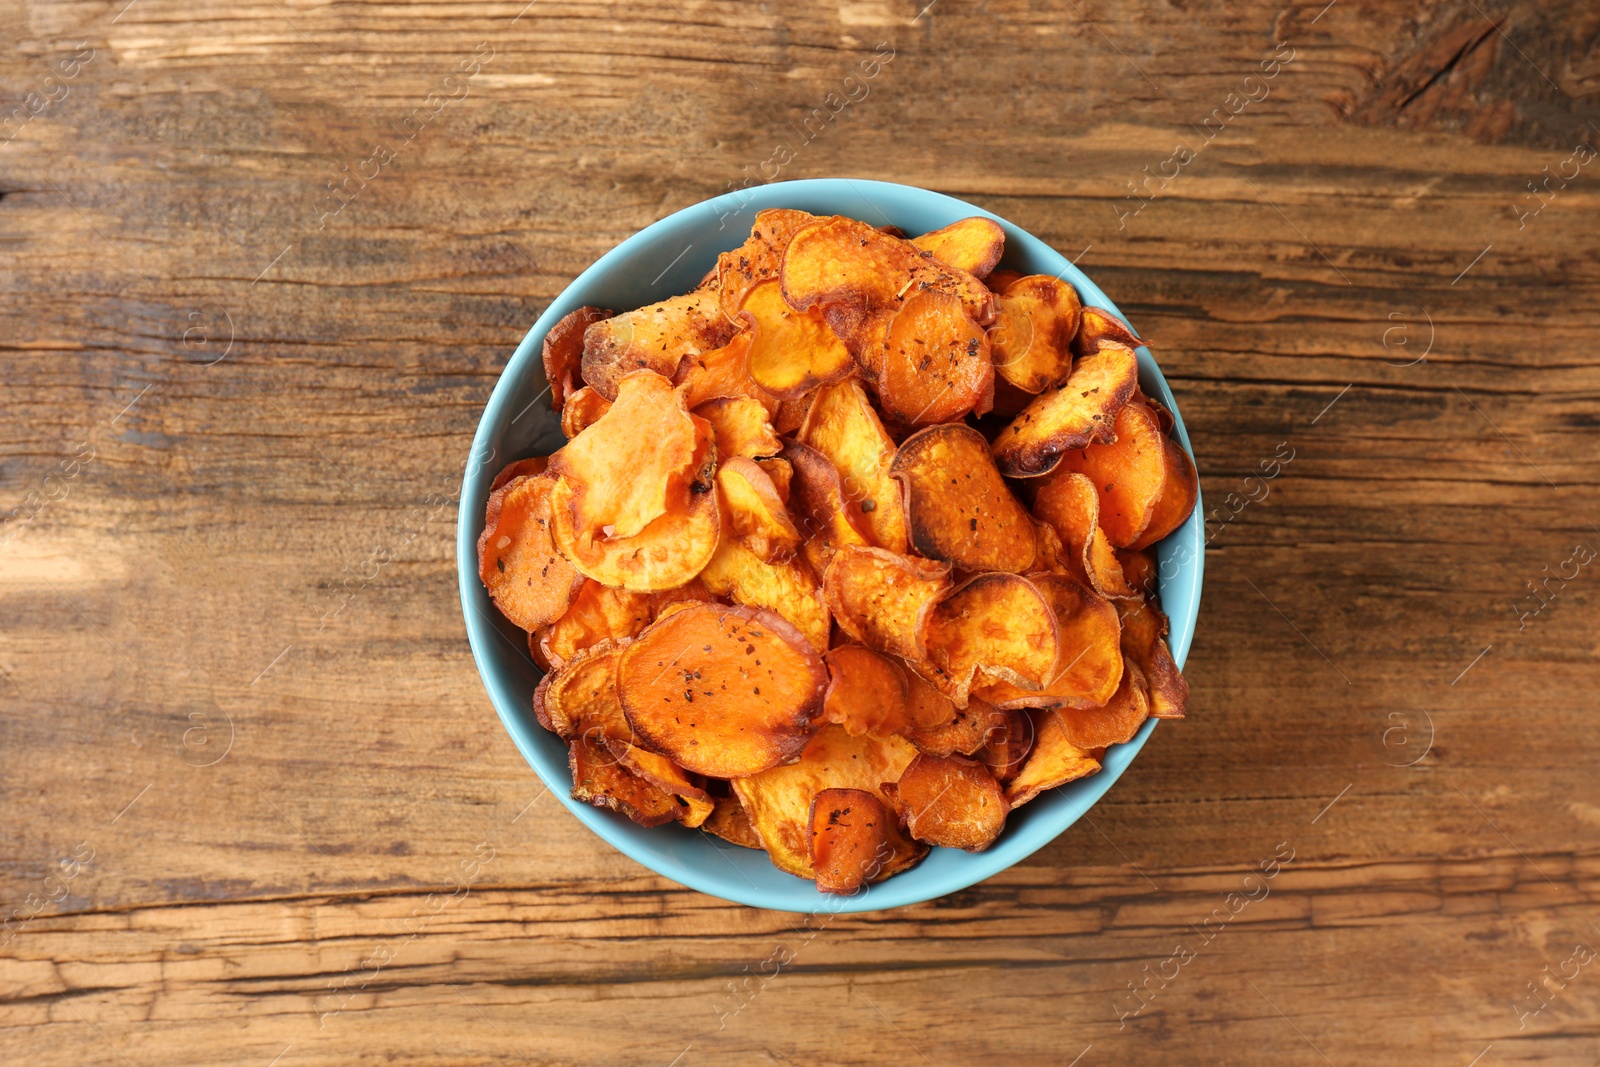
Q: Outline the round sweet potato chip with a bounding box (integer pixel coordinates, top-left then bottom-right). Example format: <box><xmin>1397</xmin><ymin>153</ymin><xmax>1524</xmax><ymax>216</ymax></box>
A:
<box><xmin>533</xmin><ymin>638</ymin><xmax>632</xmax><ymax>740</ymax></box>
<box><xmin>715</xmin><ymin>457</ymin><xmax>802</xmax><ymax>563</ymax></box>
<box><xmin>581</xmin><ymin>289</ymin><xmax>736</xmax><ymax>401</ymax></box>
<box><xmin>809</xmin><ymin>788</ymin><xmax>892</xmax><ymax>895</ymax></box>
<box><xmin>1073</xmin><ymin>306</ymin><xmax>1142</xmax><ymax>360</ymax></box>
<box><xmin>538</xmin><ymin>580</ymin><xmax>656</xmax><ymax>669</ymax></box>
<box><xmin>989</xmin><ymin>274</ymin><xmax>1081</xmax><ymax>394</ymax></box>
<box><xmin>782</xmin><ymin>441</ymin><xmax>873</xmax><ymax>575</ymax></box>
<box><xmin>1050</xmin><ymin>400</ymin><xmax>1167</xmax><ymax>547</ymax></box>
<box><xmin>974</xmin><ymin>574</ymin><xmax>1123</xmax><ymax>710</ymax></box>
<box><xmin>901</xmin><ymin>694</ymin><xmax>1004</xmax><ymax>757</ymax></box>
<box><xmin>717</xmin><ymin>208</ymin><xmax>821</xmax><ymax>319</ymax></box>
<box><xmin>698</xmin><ymin>530</ymin><xmax>830</xmax><ymax>652</ymax></box>
<box><xmin>694</xmin><ymin>395</ymin><xmax>781</xmax><ymax>459</ymax></box>
<box><xmin>891</xmin><ymin>423</ymin><xmax>1036</xmax><ymax>574</ymax></box>
<box><xmin>1032</xmin><ymin>471</ymin><xmax>1139</xmax><ymax>599</ymax></box>
<box><xmin>738</xmin><ymin>279</ymin><xmax>855</xmax><ymax>400</ymax></box>
<box><xmin>879</xmin><ymin>288</ymin><xmax>994</xmax><ymax>427</ymax></box>
<box><xmin>910</xmin><ymin>216</ymin><xmax>1006</xmax><ymax>279</ymax></box>
<box><xmin>702</xmin><ymin>794</ymin><xmax>763</xmax><ymax>849</ymax></box>
<box><xmin>672</xmin><ymin>329</ymin><xmax>776</xmax><ymax>413</ymax></box>
<box><xmin>1052</xmin><ymin>660</ymin><xmax>1150</xmax><ymax>749</ymax></box>
<box><xmin>990</xmin><ymin>340</ymin><xmax>1140</xmax><ymax>478</ymax></box>
<box><xmin>1118</xmin><ymin>597</ymin><xmax>1189</xmax><ymax>719</ymax></box>
<box><xmin>923</xmin><ymin>572</ymin><xmax>1059</xmax><ymax>706</ymax></box>
<box><xmin>822</xmin><ymin>545</ymin><xmax>952</xmax><ymax>663</ymax></box>
<box><xmin>489</xmin><ymin>456</ymin><xmax>549</xmax><ymax>493</ymax></box>
<box><xmin>800</xmin><ymin>379</ymin><xmax>908</xmax><ymax>554</ymax></box>
<box><xmin>549</xmin><ymin>470</ymin><xmax>721</xmax><ymax>592</ymax></box>
<box><xmin>883</xmin><ymin>753</ymin><xmax>1008</xmax><ymax>852</ymax></box>
<box><xmin>543</xmin><ymin>305</ymin><xmax>612</xmax><ymax>411</ymax></box>
<box><xmin>731</xmin><ymin>724</ymin><xmax>921</xmax><ymax>879</ymax></box>
<box><xmin>568</xmin><ymin>733</ymin><xmax>682</xmax><ymax>828</ymax></box>
<box><xmin>478</xmin><ymin>472</ymin><xmax>586</xmax><ymax>631</ymax></box>
<box><xmin>559</xmin><ymin>387</ymin><xmax>613</xmax><ymax>440</ymax></box>
<box><xmin>980</xmin><ymin>706</ymin><xmax>1033</xmax><ymax>781</ymax></box>
<box><xmin>617</xmin><ymin>603</ymin><xmax>828</xmax><ymax>777</ymax></box>
<box><xmin>823</xmin><ymin>644</ymin><xmax>911</xmax><ymax>737</ymax></box>
<box><xmin>551</xmin><ymin>371</ymin><xmax>700</xmax><ymax>541</ymax></box>
<box><xmin>1005</xmin><ymin>711</ymin><xmax>1102</xmax><ymax>809</ymax></box>
<box><xmin>1127</xmin><ymin>435</ymin><xmax>1199</xmax><ymax>550</ymax></box>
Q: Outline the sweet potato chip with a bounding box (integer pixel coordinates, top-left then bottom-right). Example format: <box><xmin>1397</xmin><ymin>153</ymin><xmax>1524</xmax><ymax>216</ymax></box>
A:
<box><xmin>1116</xmin><ymin>548</ymin><xmax>1158</xmax><ymax>598</ymax></box>
<box><xmin>479</xmin><ymin>472</ymin><xmax>587</xmax><ymax>630</ymax></box>
<box><xmin>783</xmin><ymin>441</ymin><xmax>872</xmax><ymax>574</ymax></box>
<box><xmin>582</xmin><ymin>289</ymin><xmax>736</xmax><ymax>400</ymax></box>
<box><xmin>823</xmin><ymin>545</ymin><xmax>951</xmax><ymax>663</ymax></box>
<box><xmin>559</xmin><ymin>387</ymin><xmax>612</xmax><ymax>440</ymax></box>
<box><xmin>1050</xmin><ymin>400</ymin><xmax>1167</xmax><ymax>547</ymax></box>
<box><xmin>618</xmin><ymin>603</ymin><xmax>827</xmax><ymax>777</ymax></box>
<box><xmin>552</xmin><ymin>372</ymin><xmax>699</xmax><ymax>540</ymax></box>
<box><xmin>989</xmin><ymin>274</ymin><xmax>1081</xmax><ymax>394</ymax></box>
<box><xmin>980</xmin><ymin>706</ymin><xmax>1033</xmax><ymax>781</ymax></box>
<box><xmin>800</xmin><ymin>379</ymin><xmax>908</xmax><ymax>554</ymax></box>
<box><xmin>715</xmin><ymin>457</ymin><xmax>802</xmax><ymax>563</ymax></box>
<box><xmin>884</xmin><ymin>754</ymin><xmax>1008</xmax><ymax>852</ymax></box>
<box><xmin>773</xmin><ymin>389</ymin><xmax>816</xmax><ymax>435</ymax></box>
<box><xmin>539</xmin><ymin>580</ymin><xmax>656</xmax><ymax>669</ymax></box>
<box><xmin>810</xmin><ymin>788</ymin><xmax>891</xmax><ymax>894</ymax></box>
<box><xmin>782</xmin><ymin>215</ymin><xmax>997</xmax><ymax>333</ymax></box>
<box><xmin>1073</xmin><ymin>306</ymin><xmax>1142</xmax><ymax>360</ymax></box>
<box><xmin>698</xmin><ymin>531</ymin><xmax>830</xmax><ymax>652</ymax></box>
<box><xmin>757</xmin><ymin>456</ymin><xmax>793</xmax><ymax>503</ymax></box>
<box><xmin>879</xmin><ymin>288</ymin><xmax>994</xmax><ymax>427</ymax></box>
<box><xmin>738</xmin><ymin>279</ymin><xmax>855</xmax><ymax>399</ymax></box>
<box><xmin>533</xmin><ymin>638</ymin><xmax>631</xmax><ymax>740</ymax></box>
<box><xmin>544</xmin><ymin>305</ymin><xmax>612</xmax><ymax>410</ymax></box>
<box><xmin>568</xmin><ymin>733</ymin><xmax>681</xmax><ymax>828</ymax></box>
<box><xmin>991</xmin><ymin>340</ymin><xmax>1140</xmax><ymax>478</ymax></box>
<box><xmin>975</xmin><ymin>574</ymin><xmax>1123</xmax><ymax>710</ymax></box>
<box><xmin>1118</xmin><ymin>598</ymin><xmax>1188</xmax><ymax>718</ymax></box>
<box><xmin>1053</xmin><ymin>660</ymin><xmax>1150</xmax><ymax>748</ymax></box>
<box><xmin>923</xmin><ymin>573</ymin><xmax>1058</xmax><ymax>705</ymax></box>
<box><xmin>1005</xmin><ymin>711</ymin><xmax>1102</xmax><ymax>808</ymax></box>
<box><xmin>695</xmin><ymin>395</ymin><xmax>781</xmax><ymax>459</ymax></box>
<box><xmin>892</xmin><ymin>424</ymin><xmax>1036</xmax><ymax>573</ymax></box>
<box><xmin>673</xmin><ymin>328</ymin><xmax>776</xmax><ymax>412</ymax></box>
<box><xmin>1032</xmin><ymin>471</ymin><xmax>1139</xmax><ymax>599</ymax></box>
<box><xmin>703</xmin><ymin>794</ymin><xmax>762</xmax><ymax>849</ymax></box>
<box><xmin>602</xmin><ymin>736</ymin><xmax>714</xmax><ymax>827</ymax></box>
<box><xmin>1127</xmin><ymin>436</ymin><xmax>1199</xmax><ymax>550</ymax></box>
<box><xmin>549</xmin><ymin>469</ymin><xmax>721</xmax><ymax>592</ymax></box>
<box><xmin>489</xmin><ymin>457</ymin><xmax>549</xmax><ymax>493</ymax></box>
<box><xmin>910</xmin><ymin>216</ymin><xmax>1006</xmax><ymax>279</ymax></box>
<box><xmin>717</xmin><ymin>208</ymin><xmax>821</xmax><ymax>319</ymax></box>
<box><xmin>904</xmin><ymin>665</ymin><xmax>959</xmax><ymax>731</ymax></box>
<box><xmin>901</xmin><ymin>694</ymin><xmax>1004</xmax><ymax>757</ymax></box>
<box><xmin>823</xmin><ymin>644</ymin><xmax>910</xmax><ymax>737</ymax></box>
<box><xmin>732</xmin><ymin>724</ymin><xmax>920</xmax><ymax>878</ymax></box>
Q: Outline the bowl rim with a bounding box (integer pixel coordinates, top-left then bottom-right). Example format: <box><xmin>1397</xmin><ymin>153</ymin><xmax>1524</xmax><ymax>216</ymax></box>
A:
<box><xmin>457</xmin><ymin>177</ymin><xmax>1203</xmax><ymax>913</ymax></box>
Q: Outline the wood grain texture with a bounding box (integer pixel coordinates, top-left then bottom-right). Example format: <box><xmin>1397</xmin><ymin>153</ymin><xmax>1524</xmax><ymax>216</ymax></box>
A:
<box><xmin>3</xmin><ymin>0</ymin><xmax>1598</xmax><ymax>1062</ymax></box>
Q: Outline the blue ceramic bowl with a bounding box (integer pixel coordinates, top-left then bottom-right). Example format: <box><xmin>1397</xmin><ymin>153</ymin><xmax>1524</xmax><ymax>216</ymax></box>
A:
<box><xmin>458</xmin><ymin>178</ymin><xmax>1202</xmax><ymax>913</ymax></box>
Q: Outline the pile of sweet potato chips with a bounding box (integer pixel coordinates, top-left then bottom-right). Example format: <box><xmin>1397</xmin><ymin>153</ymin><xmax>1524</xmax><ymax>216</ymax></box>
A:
<box><xmin>479</xmin><ymin>209</ymin><xmax>1196</xmax><ymax>894</ymax></box>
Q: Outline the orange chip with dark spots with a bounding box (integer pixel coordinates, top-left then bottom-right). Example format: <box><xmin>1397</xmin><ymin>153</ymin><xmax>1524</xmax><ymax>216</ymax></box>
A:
<box><xmin>988</xmin><ymin>274</ymin><xmax>1081</xmax><ymax>394</ymax></box>
<box><xmin>900</xmin><ymin>693</ymin><xmax>1002</xmax><ymax>757</ymax></box>
<box><xmin>1127</xmin><ymin>435</ymin><xmax>1199</xmax><ymax>550</ymax></box>
<box><xmin>823</xmin><ymin>644</ymin><xmax>911</xmax><ymax>737</ymax></box>
<box><xmin>544</xmin><ymin>305</ymin><xmax>612</xmax><ymax>410</ymax></box>
<box><xmin>884</xmin><ymin>753</ymin><xmax>1008</xmax><ymax>852</ymax></box>
<box><xmin>738</xmin><ymin>279</ymin><xmax>855</xmax><ymax>400</ymax></box>
<box><xmin>694</xmin><ymin>395</ymin><xmax>781</xmax><ymax>459</ymax></box>
<box><xmin>568</xmin><ymin>732</ymin><xmax>682</xmax><ymax>828</ymax></box>
<box><xmin>823</xmin><ymin>545</ymin><xmax>952</xmax><ymax>664</ymax></box>
<box><xmin>618</xmin><ymin>603</ymin><xmax>828</xmax><ymax>777</ymax></box>
<box><xmin>1032</xmin><ymin>471</ymin><xmax>1139</xmax><ymax>599</ymax></box>
<box><xmin>1073</xmin><ymin>306</ymin><xmax>1142</xmax><ymax>360</ymax></box>
<box><xmin>1050</xmin><ymin>400</ymin><xmax>1167</xmax><ymax>547</ymax></box>
<box><xmin>581</xmin><ymin>290</ymin><xmax>735</xmax><ymax>400</ymax></box>
<box><xmin>974</xmin><ymin>573</ymin><xmax>1123</xmax><ymax>710</ymax></box>
<box><xmin>910</xmin><ymin>216</ymin><xmax>1006</xmax><ymax>279</ymax></box>
<box><xmin>1052</xmin><ymin>660</ymin><xmax>1150</xmax><ymax>748</ymax></box>
<box><xmin>991</xmin><ymin>341</ymin><xmax>1140</xmax><ymax>478</ymax></box>
<box><xmin>892</xmin><ymin>423</ymin><xmax>1037</xmax><ymax>574</ymax></box>
<box><xmin>809</xmin><ymin>788</ymin><xmax>891</xmax><ymax>894</ymax></box>
<box><xmin>1118</xmin><ymin>597</ymin><xmax>1189</xmax><ymax>719</ymax></box>
<box><xmin>800</xmin><ymin>379</ymin><xmax>908</xmax><ymax>555</ymax></box>
<box><xmin>1006</xmin><ymin>711</ymin><xmax>1102</xmax><ymax>808</ymax></box>
<box><xmin>478</xmin><ymin>471</ymin><xmax>586</xmax><ymax>631</ymax></box>
<box><xmin>923</xmin><ymin>573</ymin><xmax>1058</xmax><ymax>706</ymax></box>
<box><xmin>879</xmin><ymin>288</ymin><xmax>994</xmax><ymax>427</ymax></box>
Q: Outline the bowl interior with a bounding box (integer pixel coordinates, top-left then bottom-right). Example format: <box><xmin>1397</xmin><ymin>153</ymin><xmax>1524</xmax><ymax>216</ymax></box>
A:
<box><xmin>457</xmin><ymin>178</ymin><xmax>1202</xmax><ymax>913</ymax></box>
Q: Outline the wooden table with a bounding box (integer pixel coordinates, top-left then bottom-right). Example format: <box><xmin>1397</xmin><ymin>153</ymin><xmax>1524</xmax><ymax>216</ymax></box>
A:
<box><xmin>4</xmin><ymin>1</ymin><xmax>1598</xmax><ymax>1063</ymax></box>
